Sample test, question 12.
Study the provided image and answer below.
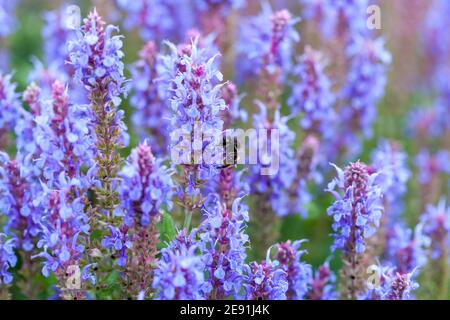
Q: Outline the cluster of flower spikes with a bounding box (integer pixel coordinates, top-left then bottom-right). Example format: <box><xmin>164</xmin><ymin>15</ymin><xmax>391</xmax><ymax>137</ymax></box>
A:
<box><xmin>385</xmin><ymin>223</ymin><xmax>430</xmax><ymax>275</ymax></box>
<box><xmin>236</xmin><ymin>2</ymin><xmax>300</xmax><ymax>82</ymax></box>
<box><xmin>0</xmin><ymin>233</ymin><xmax>16</xmax><ymax>285</ymax></box>
<box><xmin>243</xmin><ymin>255</ymin><xmax>288</xmax><ymax>300</ymax></box>
<box><xmin>0</xmin><ymin>73</ymin><xmax>21</xmax><ymax>146</ymax></box>
<box><xmin>27</xmin><ymin>81</ymin><xmax>96</xmax><ymax>292</ymax></box>
<box><xmin>108</xmin><ymin>141</ymin><xmax>174</xmax><ymax>297</ymax></box>
<box><xmin>288</xmin><ymin>46</ymin><xmax>336</xmax><ymax>141</ymax></box>
<box><xmin>249</xmin><ymin>101</ymin><xmax>297</xmax><ymax>217</ymax></box>
<box><xmin>113</xmin><ymin>0</ymin><xmax>192</xmax><ymax>42</ymax></box>
<box><xmin>129</xmin><ymin>41</ymin><xmax>169</xmax><ymax>156</ymax></box>
<box><xmin>371</xmin><ymin>140</ymin><xmax>411</xmax><ymax>219</ymax></box>
<box><xmin>162</xmin><ymin>37</ymin><xmax>227</xmax><ymax>206</ymax></box>
<box><xmin>152</xmin><ymin>229</ymin><xmax>206</xmax><ymax>300</ymax></box>
<box><xmin>274</xmin><ymin>240</ymin><xmax>312</xmax><ymax>300</ymax></box>
<box><xmin>198</xmin><ymin>197</ymin><xmax>249</xmax><ymax>299</ymax></box>
<box><xmin>327</xmin><ymin>161</ymin><xmax>383</xmax><ymax>298</ymax></box>
<box><xmin>68</xmin><ymin>9</ymin><xmax>129</xmax><ymax>232</ymax></box>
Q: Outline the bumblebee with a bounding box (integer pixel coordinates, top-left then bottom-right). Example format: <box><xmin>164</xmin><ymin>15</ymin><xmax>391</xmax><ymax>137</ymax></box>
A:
<box><xmin>216</xmin><ymin>136</ymin><xmax>239</xmax><ymax>169</ymax></box>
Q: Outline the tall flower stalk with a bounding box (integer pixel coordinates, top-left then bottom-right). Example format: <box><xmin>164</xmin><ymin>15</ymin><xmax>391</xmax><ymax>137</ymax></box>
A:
<box><xmin>68</xmin><ymin>9</ymin><xmax>128</xmax><ymax>237</ymax></box>
<box><xmin>113</xmin><ymin>141</ymin><xmax>173</xmax><ymax>299</ymax></box>
<box><xmin>327</xmin><ymin>161</ymin><xmax>383</xmax><ymax>299</ymax></box>
<box><xmin>161</xmin><ymin>38</ymin><xmax>226</xmax><ymax>230</ymax></box>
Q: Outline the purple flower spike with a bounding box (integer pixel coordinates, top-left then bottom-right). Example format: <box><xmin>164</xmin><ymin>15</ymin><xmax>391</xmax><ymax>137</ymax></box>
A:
<box><xmin>130</xmin><ymin>42</ymin><xmax>170</xmax><ymax>156</ymax></box>
<box><xmin>385</xmin><ymin>223</ymin><xmax>430</xmax><ymax>274</ymax></box>
<box><xmin>288</xmin><ymin>46</ymin><xmax>336</xmax><ymax>139</ymax></box>
<box><xmin>327</xmin><ymin>161</ymin><xmax>383</xmax><ymax>299</ymax></box>
<box><xmin>243</xmin><ymin>257</ymin><xmax>288</xmax><ymax>300</ymax></box>
<box><xmin>420</xmin><ymin>199</ymin><xmax>450</xmax><ymax>260</ymax></box>
<box><xmin>371</xmin><ymin>140</ymin><xmax>411</xmax><ymax>219</ymax></box>
<box><xmin>307</xmin><ymin>262</ymin><xmax>337</xmax><ymax>300</ymax></box>
<box><xmin>0</xmin><ymin>233</ymin><xmax>17</xmax><ymax>285</ymax></box>
<box><xmin>117</xmin><ymin>141</ymin><xmax>174</xmax><ymax>228</ymax></box>
<box><xmin>0</xmin><ymin>73</ymin><xmax>21</xmax><ymax>146</ymax></box>
<box><xmin>0</xmin><ymin>153</ymin><xmax>38</xmax><ymax>252</ymax></box>
<box><xmin>153</xmin><ymin>234</ymin><xmax>206</xmax><ymax>300</ymax></box>
<box><xmin>199</xmin><ymin>197</ymin><xmax>249</xmax><ymax>299</ymax></box>
<box><xmin>327</xmin><ymin>161</ymin><xmax>383</xmax><ymax>254</ymax></box>
<box><xmin>68</xmin><ymin>9</ymin><xmax>129</xmax><ymax>231</ymax></box>
<box><xmin>236</xmin><ymin>3</ymin><xmax>299</xmax><ymax>81</ymax></box>
<box><xmin>275</xmin><ymin>240</ymin><xmax>312</xmax><ymax>300</ymax></box>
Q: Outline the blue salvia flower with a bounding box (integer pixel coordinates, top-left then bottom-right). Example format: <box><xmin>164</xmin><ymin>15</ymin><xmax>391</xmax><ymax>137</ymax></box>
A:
<box><xmin>422</xmin><ymin>0</ymin><xmax>450</xmax><ymax>77</ymax></box>
<box><xmin>0</xmin><ymin>233</ymin><xmax>16</xmax><ymax>285</ymax></box>
<box><xmin>114</xmin><ymin>0</ymin><xmax>192</xmax><ymax>42</ymax></box>
<box><xmin>420</xmin><ymin>199</ymin><xmax>450</xmax><ymax>260</ymax></box>
<box><xmin>32</xmin><ymin>81</ymin><xmax>95</xmax><ymax>188</ymax></box>
<box><xmin>27</xmin><ymin>58</ymin><xmax>69</xmax><ymax>100</ymax></box>
<box><xmin>193</xmin><ymin>0</ymin><xmax>245</xmax><ymax>35</ymax></box>
<box><xmin>249</xmin><ymin>102</ymin><xmax>297</xmax><ymax>217</ymax></box>
<box><xmin>199</xmin><ymin>197</ymin><xmax>249</xmax><ymax>299</ymax></box>
<box><xmin>0</xmin><ymin>0</ymin><xmax>19</xmax><ymax>70</ymax></box>
<box><xmin>364</xmin><ymin>265</ymin><xmax>418</xmax><ymax>300</ymax></box>
<box><xmin>405</xmin><ymin>105</ymin><xmax>447</xmax><ymax>141</ymax></box>
<box><xmin>0</xmin><ymin>73</ymin><xmax>21</xmax><ymax>145</ymax></box>
<box><xmin>307</xmin><ymin>262</ymin><xmax>337</xmax><ymax>300</ymax></box>
<box><xmin>68</xmin><ymin>10</ymin><xmax>129</xmax><ymax>233</ymax></box>
<box><xmin>275</xmin><ymin>240</ymin><xmax>312</xmax><ymax>300</ymax></box>
<box><xmin>68</xmin><ymin>9</ymin><xmax>128</xmax><ymax>109</ymax></box>
<box><xmin>338</xmin><ymin>36</ymin><xmax>391</xmax><ymax>155</ymax></box>
<box><xmin>0</xmin><ymin>0</ymin><xmax>18</xmax><ymax>37</ymax></box>
<box><xmin>116</xmin><ymin>141</ymin><xmax>174</xmax><ymax>228</ymax></box>
<box><xmin>383</xmin><ymin>270</ymin><xmax>419</xmax><ymax>300</ymax></box>
<box><xmin>162</xmin><ymin>37</ymin><xmax>226</xmax><ymax>206</ymax></box>
<box><xmin>35</xmin><ymin>182</ymin><xmax>91</xmax><ymax>280</ymax></box>
<box><xmin>129</xmin><ymin>42</ymin><xmax>169</xmax><ymax>156</ymax></box>
<box><xmin>194</xmin><ymin>0</ymin><xmax>244</xmax><ymax>14</ymax></box>
<box><xmin>0</xmin><ymin>153</ymin><xmax>39</xmax><ymax>252</ymax></box>
<box><xmin>371</xmin><ymin>140</ymin><xmax>411</xmax><ymax>219</ymax></box>
<box><xmin>385</xmin><ymin>223</ymin><xmax>430</xmax><ymax>274</ymax></box>
<box><xmin>114</xmin><ymin>142</ymin><xmax>173</xmax><ymax>297</ymax></box>
<box><xmin>243</xmin><ymin>255</ymin><xmax>288</xmax><ymax>300</ymax></box>
<box><xmin>236</xmin><ymin>2</ymin><xmax>300</xmax><ymax>81</ymax></box>
<box><xmin>327</xmin><ymin>161</ymin><xmax>383</xmax><ymax>254</ymax></box>
<box><xmin>300</xmin><ymin>0</ymin><xmax>370</xmax><ymax>39</ymax></box>
<box><xmin>153</xmin><ymin>233</ymin><xmax>206</xmax><ymax>300</ymax></box>
<box><xmin>288</xmin><ymin>46</ymin><xmax>336</xmax><ymax>140</ymax></box>
<box><xmin>42</xmin><ymin>6</ymin><xmax>75</xmax><ymax>70</ymax></box>
<box><xmin>414</xmin><ymin>149</ymin><xmax>450</xmax><ymax>186</ymax></box>
<box><xmin>288</xmin><ymin>135</ymin><xmax>321</xmax><ymax>217</ymax></box>
<box><xmin>101</xmin><ymin>225</ymin><xmax>131</xmax><ymax>267</ymax></box>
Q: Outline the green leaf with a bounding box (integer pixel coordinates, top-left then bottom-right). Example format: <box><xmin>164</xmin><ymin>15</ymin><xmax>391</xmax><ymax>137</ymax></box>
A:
<box><xmin>157</xmin><ymin>212</ymin><xmax>177</xmax><ymax>248</ymax></box>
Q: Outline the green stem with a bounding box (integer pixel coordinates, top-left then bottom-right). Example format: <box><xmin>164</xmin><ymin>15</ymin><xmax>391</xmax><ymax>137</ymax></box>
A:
<box><xmin>183</xmin><ymin>209</ymin><xmax>193</xmax><ymax>232</ymax></box>
<box><xmin>438</xmin><ymin>240</ymin><xmax>449</xmax><ymax>300</ymax></box>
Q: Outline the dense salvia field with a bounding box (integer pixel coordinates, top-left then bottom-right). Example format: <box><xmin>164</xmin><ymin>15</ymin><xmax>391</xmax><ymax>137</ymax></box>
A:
<box><xmin>0</xmin><ymin>0</ymin><xmax>448</xmax><ymax>301</ymax></box>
